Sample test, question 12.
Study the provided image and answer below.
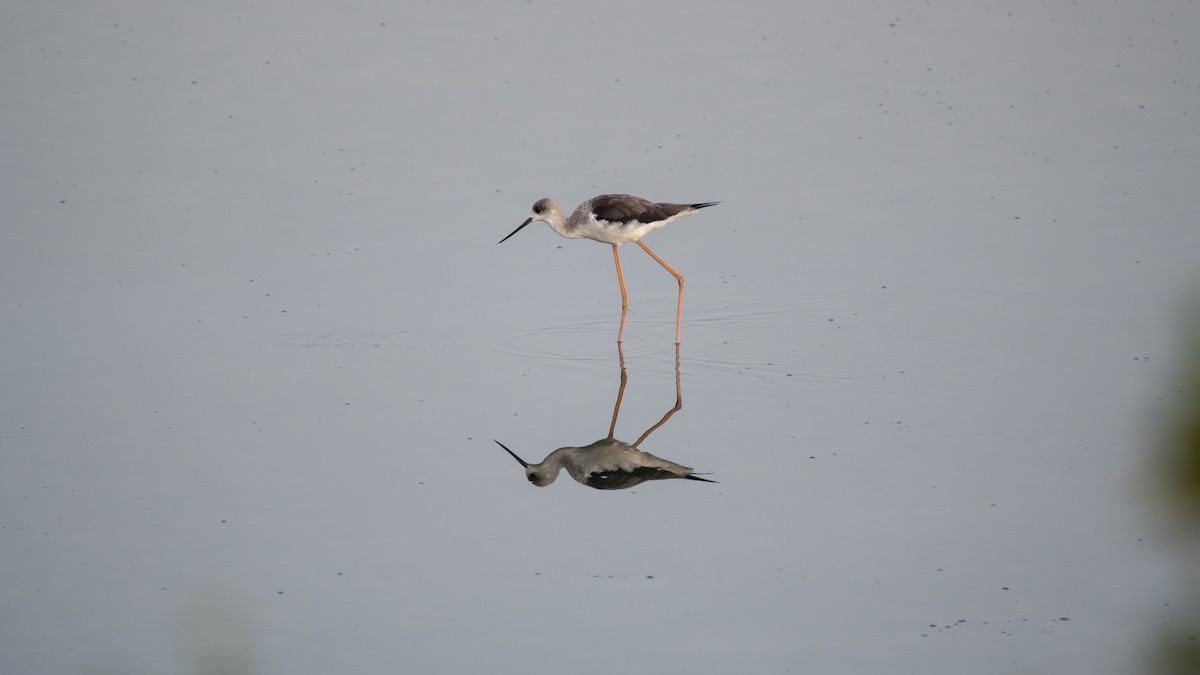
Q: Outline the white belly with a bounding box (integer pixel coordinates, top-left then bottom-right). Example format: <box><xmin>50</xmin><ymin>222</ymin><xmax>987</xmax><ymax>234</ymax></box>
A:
<box><xmin>576</xmin><ymin>213</ymin><xmax>677</xmax><ymax>244</ymax></box>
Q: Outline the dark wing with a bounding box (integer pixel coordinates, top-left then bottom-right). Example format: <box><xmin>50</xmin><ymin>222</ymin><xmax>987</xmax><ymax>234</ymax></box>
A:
<box><xmin>590</xmin><ymin>194</ymin><xmax>717</xmax><ymax>226</ymax></box>
<box><xmin>590</xmin><ymin>194</ymin><xmax>662</xmax><ymax>225</ymax></box>
<box><xmin>585</xmin><ymin>466</ymin><xmax>687</xmax><ymax>490</ymax></box>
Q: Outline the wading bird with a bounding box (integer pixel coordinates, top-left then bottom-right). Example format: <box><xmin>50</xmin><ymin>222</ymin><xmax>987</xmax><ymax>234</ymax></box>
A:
<box><xmin>498</xmin><ymin>194</ymin><xmax>718</xmax><ymax>344</ymax></box>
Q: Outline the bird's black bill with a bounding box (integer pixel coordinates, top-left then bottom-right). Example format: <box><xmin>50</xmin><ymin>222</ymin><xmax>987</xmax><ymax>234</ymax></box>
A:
<box><xmin>497</xmin><ymin>217</ymin><xmax>533</xmax><ymax>245</ymax></box>
<box><xmin>493</xmin><ymin>439</ymin><xmax>529</xmax><ymax>467</ymax></box>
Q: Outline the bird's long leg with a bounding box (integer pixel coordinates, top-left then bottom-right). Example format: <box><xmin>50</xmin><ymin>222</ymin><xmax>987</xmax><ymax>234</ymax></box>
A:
<box><xmin>611</xmin><ymin>244</ymin><xmax>630</xmax><ymax>343</ymax></box>
<box><xmin>635</xmin><ymin>240</ymin><xmax>685</xmax><ymax>344</ymax></box>
<box><xmin>607</xmin><ymin>343</ymin><xmax>628</xmax><ymax>439</ymax></box>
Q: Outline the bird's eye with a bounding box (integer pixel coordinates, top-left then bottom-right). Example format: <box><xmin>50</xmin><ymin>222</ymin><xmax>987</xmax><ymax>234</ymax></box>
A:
<box><xmin>527</xmin><ymin>474</ymin><xmax>539</xmax><ymax>482</ymax></box>
<box><xmin>533</xmin><ymin>205</ymin><xmax>544</xmax><ymax>214</ymax></box>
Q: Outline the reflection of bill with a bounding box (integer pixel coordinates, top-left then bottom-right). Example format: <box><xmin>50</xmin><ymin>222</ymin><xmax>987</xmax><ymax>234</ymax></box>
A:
<box><xmin>494</xmin><ymin>345</ymin><xmax>716</xmax><ymax>490</ymax></box>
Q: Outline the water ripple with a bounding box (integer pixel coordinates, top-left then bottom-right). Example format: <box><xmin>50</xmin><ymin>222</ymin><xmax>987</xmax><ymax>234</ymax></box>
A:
<box><xmin>272</xmin><ymin>288</ymin><xmax>1049</xmax><ymax>394</ymax></box>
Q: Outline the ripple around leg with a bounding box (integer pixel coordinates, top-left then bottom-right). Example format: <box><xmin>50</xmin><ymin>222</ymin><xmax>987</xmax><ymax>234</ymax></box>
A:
<box><xmin>487</xmin><ymin>318</ymin><xmax>660</xmax><ymax>363</ymax></box>
<box><xmin>271</xmin><ymin>287</ymin><xmax>1049</xmax><ymax>395</ymax></box>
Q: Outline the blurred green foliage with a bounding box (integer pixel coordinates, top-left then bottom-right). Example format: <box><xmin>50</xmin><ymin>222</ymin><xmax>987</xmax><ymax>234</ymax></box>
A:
<box><xmin>1150</xmin><ymin>300</ymin><xmax>1200</xmax><ymax>674</ymax></box>
<box><xmin>1160</xmin><ymin>311</ymin><xmax>1200</xmax><ymax>526</ymax></box>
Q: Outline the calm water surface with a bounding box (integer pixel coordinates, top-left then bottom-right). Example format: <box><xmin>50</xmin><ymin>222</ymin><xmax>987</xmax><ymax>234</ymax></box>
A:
<box><xmin>3</xmin><ymin>2</ymin><xmax>1197</xmax><ymax>674</ymax></box>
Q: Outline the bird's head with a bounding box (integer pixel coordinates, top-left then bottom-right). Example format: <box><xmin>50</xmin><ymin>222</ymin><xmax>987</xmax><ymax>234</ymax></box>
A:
<box><xmin>497</xmin><ymin>198</ymin><xmax>562</xmax><ymax>244</ymax></box>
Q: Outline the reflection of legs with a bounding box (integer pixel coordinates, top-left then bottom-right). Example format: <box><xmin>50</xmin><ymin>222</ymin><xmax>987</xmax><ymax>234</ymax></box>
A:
<box><xmin>632</xmin><ymin>344</ymin><xmax>683</xmax><ymax>448</ymax></box>
<box><xmin>673</xmin><ymin>343</ymin><xmax>681</xmax><ymax>401</ymax></box>
<box><xmin>607</xmin><ymin>342</ymin><xmax>628</xmax><ymax>439</ymax></box>
<box><xmin>611</xmin><ymin>244</ymin><xmax>630</xmax><ymax>343</ymax></box>
<box><xmin>635</xmin><ymin>240</ymin><xmax>684</xmax><ymax>344</ymax></box>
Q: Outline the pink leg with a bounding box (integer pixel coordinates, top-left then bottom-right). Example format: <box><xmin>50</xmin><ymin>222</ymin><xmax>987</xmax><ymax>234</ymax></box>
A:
<box><xmin>611</xmin><ymin>244</ymin><xmax>630</xmax><ymax>343</ymax></box>
<box><xmin>635</xmin><ymin>240</ymin><xmax>685</xmax><ymax>344</ymax></box>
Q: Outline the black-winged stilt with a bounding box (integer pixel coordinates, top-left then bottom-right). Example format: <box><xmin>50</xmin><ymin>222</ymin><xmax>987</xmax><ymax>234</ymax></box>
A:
<box><xmin>498</xmin><ymin>194</ymin><xmax>719</xmax><ymax>344</ymax></box>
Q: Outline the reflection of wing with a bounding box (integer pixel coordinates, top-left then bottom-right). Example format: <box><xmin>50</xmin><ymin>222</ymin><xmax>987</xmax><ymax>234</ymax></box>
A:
<box><xmin>561</xmin><ymin>440</ymin><xmax>716</xmax><ymax>490</ymax></box>
<box><xmin>585</xmin><ymin>466</ymin><xmax>680</xmax><ymax>490</ymax></box>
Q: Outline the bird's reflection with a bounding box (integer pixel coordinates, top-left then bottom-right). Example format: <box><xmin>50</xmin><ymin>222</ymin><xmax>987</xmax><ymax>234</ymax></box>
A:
<box><xmin>495</xmin><ymin>345</ymin><xmax>715</xmax><ymax>490</ymax></box>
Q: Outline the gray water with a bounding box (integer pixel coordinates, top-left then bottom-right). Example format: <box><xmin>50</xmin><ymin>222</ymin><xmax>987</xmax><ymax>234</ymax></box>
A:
<box><xmin>3</xmin><ymin>2</ymin><xmax>1198</xmax><ymax>673</ymax></box>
